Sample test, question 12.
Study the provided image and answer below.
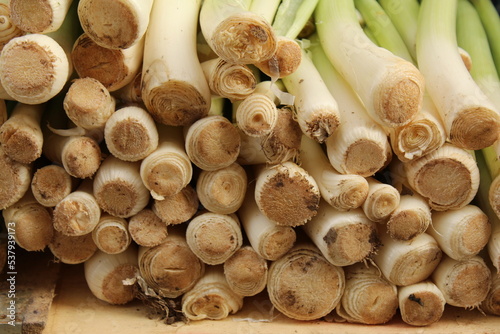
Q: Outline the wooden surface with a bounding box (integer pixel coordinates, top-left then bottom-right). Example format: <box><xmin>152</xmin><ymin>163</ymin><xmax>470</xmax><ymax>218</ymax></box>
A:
<box><xmin>44</xmin><ymin>263</ymin><xmax>500</xmax><ymax>334</ymax></box>
<box><xmin>0</xmin><ymin>249</ymin><xmax>61</xmax><ymax>334</ymax></box>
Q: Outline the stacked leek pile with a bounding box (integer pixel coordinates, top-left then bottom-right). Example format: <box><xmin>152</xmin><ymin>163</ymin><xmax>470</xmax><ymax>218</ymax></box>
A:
<box><xmin>1</xmin><ymin>0</ymin><xmax>500</xmax><ymax>327</ymax></box>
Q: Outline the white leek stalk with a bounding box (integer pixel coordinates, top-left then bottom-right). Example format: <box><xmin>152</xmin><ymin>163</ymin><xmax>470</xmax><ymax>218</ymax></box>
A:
<box><xmin>181</xmin><ymin>264</ymin><xmax>243</xmax><ymax>321</ymax></box>
<box><xmin>140</xmin><ymin>125</ymin><xmax>192</xmax><ymax>200</ymax></box>
<box><xmin>104</xmin><ymin>105</ymin><xmax>158</xmax><ymax>162</ymax></box>
<box><xmin>386</xmin><ymin>193</ymin><xmax>431</xmax><ymax>241</ymax></box>
<box><xmin>152</xmin><ymin>185</ymin><xmax>199</xmax><ymax>226</ymax></box>
<box><xmin>416</xmin><ymin>0</ymin><xmax>500</xmax><ymax>150</ymax></box>
<box><xmin>84</xmin><ymin>246</ymin><xmax>139</xmax><ymax>305</ymax></box>
<box><xmin>201</xmin><ymin>57</ymin><xmax>256</xmax><ymax>101</ymax></box>
<box><xmin>48</xmin><ymin>229</ymin><xmax>97</xmax><ymax>264</ymax></box>
<box><xmin>397</xmin><ymin>280</ymin><xmax>446</xmax><ymax>326</ymax></box>
<box><xmin>282</xmin><ymin>49</ymin><xmax>340</xmax><ymax>143</ymax></box>
<box><xmin>248</xmin><ymin>0</ymin><xmax>280</xmax><ymax>24</ymax></box>
<box><xmin>92</xmin><ymin>213</ymin><xmax>132</xmax><ymax>255</ymax></box>
<box><xmin>315</xmin><ymin>0</ymin><xmax>425</xmax><ymax>128</ymax></box>
<box><xmin>2</xmin><ymin>190</ymin><xmax>53</xmax><ymax>251</ymax></box>
<box><xmin>0</xmin><ymin>34</ymin><xmax>70</xmax><ymax>104</ymax></box>
<box><xmin>0</xmin><ymin>0</ymin><xmax>24</xmax><ymax>51</ymax></box>
<box><xmin>267</xmin><ymin>242</ymin><xmax>345</xmax><ymax>321</ymax></box>
<box><xmin>93</xmin><ymin>155</ymin><xmax>149</xmax><ymax>218</ymax></box>
<box><xmin>300</xmin><ymin>135</ymin><xmax>369</xmax><ymax>211</ymax></box>
<box><xmin>0</xmin><ymin>145</ymin><xmax>32</xmax><ymax>210</ymax></box>
<box><xmin>403</xmin><ymin>143</ymin><xmax>480</xmax><ymax>211</ymax></box>
<box><xmin>255</xmin><ymin>36</ymin><xmax>302</xmax><ymax>79</ymax></box>
<box><xmin>373</xmin><ymin>231</ymin><xmax>442</xmax><ymax>287</ymax></box>
<box><xmin>113</xmin><ymin>70</ymin><xmax>142</xmax><ymax>104</ymax></box>
<box><xmin>196</xmin><ymin>162</ymin><xmax>247</xmax><ymax>214</ymax></box>
<box><xmin>52</xmin><ymin>179</ymin><xmax>101</xmax><ymax>236</ymax></box>
<box><xmin>0</xmin><ymin>102</ymin><xmax>45</xmax><ymax>164</ymax></box>
<box><xmin>142</xmin><ymin>0</ymin><xmax>210</xmax><ymax>127</ymax></box>
<box><xmin>471</xmin><ymin>149</ymin><xmax>500</xmax><ymax>274</ymax></box>
<box><xmin>358</xmin><ymin>0</ymin><xmax>446</xmax><ymax>162</ymax></box>
<box><xmin>185</xmin><ymin>115</ymin><xmax>240</xmax><ymax>171</ymax></box>
<box><xmin>0</xmin><ymin>1</ymin><xmax>78</xmax><ymax>104</ymax></box>
<box><xmin>253</xmin><ymin>161</ymin><xmax>320</xmax><ymax>226</ymax></box>
<box><xmin>432</xmin><ymin>254</ymin><xmax>491</xmax><ymax>308</ymax></box>
<box><xmin>233</xmin><ymin>81</ymin><xmax>279</xmax><ymax>138</ymax></box>
<box><xmin>78</xmin><ymin>0</ymin><xmax>153</xmax><ymax>49</ymax></box>
<box><xmin>308</xmin><ymin>38</ymin><xmax>391</xmax><ymax>176</ymax></box>
<box><xmin>223</xmin><ymin>245</ymin><xmax>268</xmax><ymax>297</ymax></box>
<box><xmin>361</xmin><ymin>177</ymin><xmax>400</xmax><ymax>222</ymax></box>
<box><xmin>10</xmin><ymin>0</ymin><xmax>73</xmax><ymax>33</ymax></box>
<box><xmin>481</xmin><ymin>265</ymin><xmax>500</xmax><ymax>316</ymax></box>
<box><xmin>63</xmin><ymin>77</ymin><xmax>116</xmax><ymax>131</ymax></box>
<box><xmin>336</xmin><ymin>262</ymin><xmax>398</xmax><ymax>325</ymax></box>
<box><xmin>71</xmin><ymin>33</ymin><xmax>144</xmax><ymax>92</ymax></box>
<box><xmin>199</xmin><ymin>0</ymin><xmax>277</xmax><ymax>65</ymax></box>
<box><xmin>302</xmin><ymin>203</ymin><xmax>379</xmax><ymax>267</ymax></box>
<box><xmin>31</xmin><ymin>164</ymin><xmax>74</xmax><ymax>207</ymax></box>
<box><xmin>42</xmin><ymin>131</ymin><xmax>102</xmax><ymax>179</ymax></box>
<box><xmin>428</xmin><ymin>204</ymin><xmax>491</xmax><ymax>261</ymax></box>
<box><xmin>138</xmin><ymin>227</ymin><xmax>205</xmax><ymax>298</ymax></box>
<box><xmin>128</xmin><ymin>209</ymin><xmax>168</xmax><ymax>248</ymax></box>
<box><xmin>237</xmin><ymin>105</ymin><xmax>302</xmax><ymax>165</ymax></box>
<box><xmin>238</xmin><ymin>185</ymin><xmax>296</xmax><ymax>261</ymax></box>
<box><xmin>186</xmin><ymin>211</ymin><xmax>243</xmax><ymax>265</ymax></box>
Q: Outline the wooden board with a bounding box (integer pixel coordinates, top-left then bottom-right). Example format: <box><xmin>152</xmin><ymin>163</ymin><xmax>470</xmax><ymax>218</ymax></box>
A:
<box><xmin>44</xmin><ymin>263</ymin><xmax>500</xmax><ymax>334</ymax></box>
<box><xmin>0</xmin><ymin>248</ymin><xmax>61</xmax><ymax>334</ymax></box>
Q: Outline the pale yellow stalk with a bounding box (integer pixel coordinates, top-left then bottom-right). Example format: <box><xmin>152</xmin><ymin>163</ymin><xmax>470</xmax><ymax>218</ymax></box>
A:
<box><xmin>138</xmin><ymin>226</ymin><xmax>205</xmax><ymax>298</ymax></box>
<box><xmin>267</xmin><ymin>242</ymin><xmax>345</xmax><ymax>321</ymax></box>
<box><xmin>31</xmin><ymin>164</ymin><xmax>74</xmax><ymax>207</ymax></box>
<box><xmin>92</xmin><ymin>213</ymin><xmax>132</xmax><ymax>255</ymax></box>
<box><xmin>386</xmin><ymin>193</ymin><xmax>432</xmax><ymax>241</ymax></box>
<box><xmin>185</xmin><ymin>115</ymin><xmax>240</xmax><ymax>171</ymax></box>
<box><xmin>71</xmin><ymin>33</ymin><xmax>144</xmax><ymax>92</ymax></box>
<box><xmin>361</xmin><ymin>177</ymin><xmax>400</xmax><ymax>222</ymax></box>
<box><xmin>397</xmin><ymin>280</ymin><xmax>446</xmax><ymax>326</ymax></box>
<box><xmin>52</xmin><ymin>179</ymin><xmax>101</xmax><ymax>236</ymax></box>
<box><xmin>403</xmin><ymin>143</ymin><xmax>480</xmax><ymax>211</ymax></box>
<box><xmin>140</xmin><ymin>125</ymin><xmax>192</xmax><ymax>200</ymax></box>
<box><xmin>104</xmin><ymin>105</ymin><xmax>158</xmax><ymax>162</ymax></box>
<box><xmin>93</xmin><ymin>155</ymin><xmax>149</xmax><ymax>218</ymax></box>
<box><xmin>0</xmin><ymin>145</ymin><xmax>32</xmax><ymax>210</ymax></box>
<box><xmin>78</xmin><ymin>0</ymin><xmax>153</xmax><ymax>49</ymax></box>
<box><xmin>432</xmin><ymin>254</ymin><xmax>491</xmax><ymax>308</ymax></box>
<box><xmin>427</xmin><ymin>204</ymin><xmax>491</xmax><ymax>261</ymax></box>
<box><xmin>238</xmin><ymin>185</ymin><xmax>296</xmax><ymax>261</ymax></box>
<box><xmin>196</xmin><ymin>163</ymin><xmax>247</xmax><ymax>215</ymax></box>
<box><xmin>201</xmin><ymin>57</ymin><xmax>256</xmax><ymax>101</ymax></box>
<box><xmin>185</xmin><ymin>211</ymin><xmax>243</xmax><ymax>265</ymax></box>
<box><xmin>303</xmin><ymin>202</ymin><xmax>379</xmax><ymax>267</ymax></box>
<box><xmin>237</xmin><ymin>105</ymin><xmax>301</xmax><ymax>165</ymax></box>
<box><xmin>152</xmin><ymin>184</ymin><xmax>199</xmax><ymax>226</ymax></box>
<box><xmin>253</xmin><ymin>161</ymin><xmax>320</xmax><ymax>226</ymax></box>
<box><xmin>128</xmin><ymin>209</ymin><xmax>168</xmax><ymax>248</ymax></box>
<box><xmin>48</xmin><ymin>229</ymin><xmax>97</xmax><ymax>264</ymax></box>
<box><xmin>373</xmin><ymin>231</ymin><xmax>442</xmax><ymax>287</ymax></box>
<box><xmin>10</xmin><ymin>0</ymin><xmax>73</xmax><ymax>33</ymax></box>
<box><xmin>181</xmin><ymin>264</ymin><xmax>244</xmax><ymax>321</ymax></box>
<box><xmin>223</xmin><ymin>245</ymin><xmax>268</xmax><ymax>297</ymax></box>
<box><xmin>2</xmin><ymin>189</ymin><xmax>54</xmax><ymax>251</ymax></box>
<box><xmin>300</xmin><ymin>135</ymin><xmax>369</xmax><ymax>211</ymax></box>
<box><xmin>84</xmin><ymin>246</ymin><xmax>139</xmax><ymax>305</ymax></box>
<box><xmin>0</xmin><ymin>102</ymin><xmax>45</xmax><ymax>164</ymax></box>
<box><xmin>336</xmin><ymin>262</ymin><xmax>398</xmax><ymax>325</ymax></box>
